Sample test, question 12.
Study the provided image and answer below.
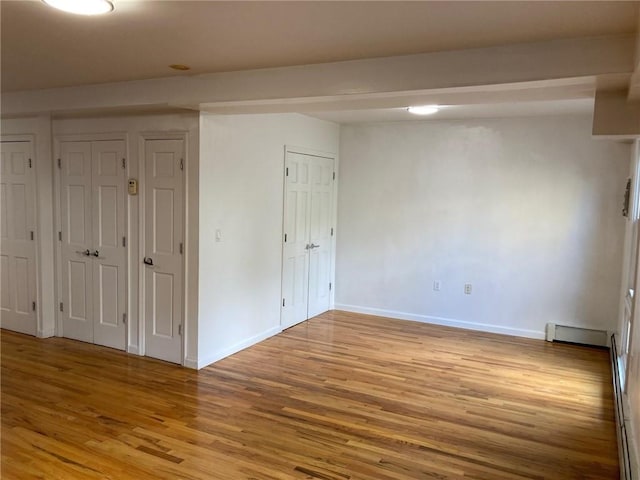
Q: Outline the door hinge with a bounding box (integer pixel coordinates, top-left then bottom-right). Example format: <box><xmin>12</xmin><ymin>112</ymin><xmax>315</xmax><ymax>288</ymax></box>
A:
<box><xmin>330</xmin><ymin>227</ymin><xmax>334</xmax><ymax>236</ymax></box>
<box><xmin>122</xmin><ymin>158</ymin><xmax>126</xmax><ymax>169</ymax></box>
<box><xmin>284</xmin><ymin>233</ymin><xmax>287</xmax><ymax>243</ymax></box>
<box><xmin>122</xmin><ymin>313</ymin><xmax>127</xmax><ymax>324</ymax></box>
<box><xmin>286</xmin><ymin>167</ymin><xmax>289</xmax><ymax>177</ymax></box>
<box><xmin>30</xmin><ymin>231</ymin><xmax>34</xmax><ymax>241</ymax></box>
<box><xmin>329</xmin><ymin>282</ymin><xmax>332</xmax><ymax>291</ymax></box>
<box><xmin>333</xmin><ymin>171</ymin><xmax>336</xmax><ymax>180</ymax></box>
<box><xmin>180</xmin><ymin>159</ymin><xmax>184</xmax><ymax>171</ymax></box>
<box><xmin>28</xmin><ymin>158</ymin><xmax>32</xmax><ymax>169</ymax></box>
<box><xmin>59</xmin><ymin>302</ymin><xmax>64</xmax><ymax>312</ymax></box>
<box><xmin>32</xmin><ymin>301</ymin><xmax>36</xmax><ymax>311</ymax></box>
<box><xmin>57</xmin><ymin>158</ymin><xmax>61</xmax><ymax>169</ymax></box>
<box><xmin>178</xmin><ymin>324</ymin><xmax>182</xmax><ymax>336</ymax></box>
<box><xmin>58</xmin><ymin>231</ymin><xmax>62</xmax><ymax>241</ymax></box>
<box><xmin>282</xmin><ymin>298</ymin><xmax>286</xmax><ymax>307</ymax></box>
<box><xmin>179</xmin><ymin>243</ymin><xmax>183</xmax><ymax>254</ymax></box>
<box><xmin>122</xmin><ymin>236</ymin><xmax>126</xmax><ymax>247</ymax></box>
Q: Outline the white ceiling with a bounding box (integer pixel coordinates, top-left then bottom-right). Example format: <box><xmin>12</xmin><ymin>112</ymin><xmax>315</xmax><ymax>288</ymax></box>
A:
<box><xmin>1</xmin><ymin>1</ymin><xmax>638</xmax><ymax>92</ymax></box>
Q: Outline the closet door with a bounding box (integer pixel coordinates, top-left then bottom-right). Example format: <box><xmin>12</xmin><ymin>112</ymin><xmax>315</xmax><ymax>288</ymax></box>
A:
<box><xmin>0</xmin><ymin>140</ymin><xmax>37</xmax><ymax>335</ymax></box>
<box><xmin>59</xmin><ymin>140</ymin><xmax>126</xmax><ymax>350</ymax></box>
<box><xmin>91</xmin><ymin>141</ymin><xmax>126</xmax><ymax>350</ymax></box>
<box><xmin>143</xmin><ymin>139</ymin><xmax>184</xmax><ymax>364</ymax></box>
<box><xmin>281</xmin><ymin>151</ymin><xmax>335</xmax><ymax>329</ymax></box>
<box><xmin>60</xmin><ymin>141</ymin><xmax>94</xmax><ymax>343</ymax></box>
<box><xmin>281</xmin><ymin>152</ymin><xmax>311</xmax><ymax>329</ymax></box>
<box><xmin>307</xmin><ymin>156</ymin><xmax>334</xmax><ymax>318</ymax></box>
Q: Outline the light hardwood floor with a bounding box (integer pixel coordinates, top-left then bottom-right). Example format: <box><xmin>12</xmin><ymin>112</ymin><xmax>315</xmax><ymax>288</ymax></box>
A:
<box><xmin>1</xmin><ymin>311</ymin><xmax>618</xmax><ymax>479</ymax></box>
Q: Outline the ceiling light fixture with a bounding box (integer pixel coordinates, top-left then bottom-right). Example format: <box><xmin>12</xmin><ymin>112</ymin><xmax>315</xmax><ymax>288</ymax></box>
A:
<box><xmin>407</xmin><ymin>105</ymin><xmax>440</xmax><ymax>115</ymax></box>
<box><xmin>42</xmin><ymin>0</ymin><xmax>114</xmax><ymax>15</ymax></box>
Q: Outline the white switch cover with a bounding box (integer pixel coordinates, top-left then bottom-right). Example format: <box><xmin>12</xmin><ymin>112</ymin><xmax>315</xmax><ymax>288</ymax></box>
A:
<box><xmin>215</xmin><ymin>229</ymin><xmax>222</xmax><ymax>242</ymax></box>
<box><xmin>433</xmin><ymin>281</ymin><xmax>441</xmax><ymax>291</ymax></box>
<box><xmin>464</xmin><ymin>284</ymin><xmax>472</xmax><ymax>294</ymax></box>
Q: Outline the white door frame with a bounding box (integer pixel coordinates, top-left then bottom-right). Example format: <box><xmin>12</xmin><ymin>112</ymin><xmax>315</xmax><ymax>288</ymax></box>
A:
<box><xmin>53</xmin><ymin>133</ymin><xmax>128</xmax><ymax>344</ymax></box>
<box><xmin>139</xmin><ymin>132</ymin><xmax>188</xmax><ymax>364</ymax></box>
<box><xmin>1</xmin><ymin>134</ymin><xmax>40</xmax><ymax>336</ymax></box>
<box><xmin>280</xmin><ymin>145</ymin><xmax>338</xmax><ymax>328</ymax></box>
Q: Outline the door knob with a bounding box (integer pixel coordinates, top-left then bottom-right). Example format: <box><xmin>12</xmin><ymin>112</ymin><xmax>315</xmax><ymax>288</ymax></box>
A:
<box><xmin>309</xmin><ymin>243</ymin><xmax>319</xmax><ymax>249</ymax></box>
<box><xmin>92</xmin><ymin>250</ymin><xmax>100</xmax><ymax>257</ymax></box>
<box><xmin>143</xmin><ymin>257</ymin><xmax>154</xmax><ymax>266</ymax></box>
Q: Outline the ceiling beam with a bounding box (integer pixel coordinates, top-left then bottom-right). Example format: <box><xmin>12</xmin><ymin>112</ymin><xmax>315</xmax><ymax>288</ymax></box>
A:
<box><xmin>2</xmin><ymin>34</ymin><xmax>635</xmax><ymax>117</ymax></box>
<box><xmin>628</xmin><ymin>10</ymin><xmax>640</xmax><ymax>100</ymax></box>
<box><xmin>592</xmin><ymin>89</ymin><xmax>640</xmax><ymax>138</ymax></box>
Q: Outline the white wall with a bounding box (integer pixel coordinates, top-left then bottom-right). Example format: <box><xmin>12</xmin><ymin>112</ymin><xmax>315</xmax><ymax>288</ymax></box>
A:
<box><xmin>336</xmin><ymin>115</ymin><xmax>629</xmax><ymax>338</ymax></box>
<box><xmin>198</xmin><ymin>113</ymin><xmax>339</xmax><ymax>368</ymax></box>
<box><xmin>1</xmin><ymin>116</ymin><xmax>55</xmax><ymax>337</ymax></box>
<box><xmin>51</xmin><ymin>113</ymin><xmax>199</xmax><ymax>363</ymax></box>
<box><xmin>624</xmin><ymin>139</ymin><xmax>640</xmax><ymax>472</ymax></box>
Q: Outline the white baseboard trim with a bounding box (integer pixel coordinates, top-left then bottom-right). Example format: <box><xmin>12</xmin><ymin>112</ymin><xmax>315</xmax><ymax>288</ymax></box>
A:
<box><xmin>334</xmin><ymin>304</ymin><xmax>545</xmax><ymax>340</ymax></box>
<box><xmin>37</xmin><ymin>328</ymin><xmax>55</xmax><ymax>338</ymax></box>
<box><xmin>127</xmin><ymin>345</ymin><xmax>140</xmax><ymax>355</ymax></box>
<box><xmin>197</xmin><ymin>325</ymin><xmax>282</xmax><ymax>369</ymax></box>
<box><xmin>183</xmin><ymin>356</ymin><xmax>198</xmax><ymax>370</ymax></box>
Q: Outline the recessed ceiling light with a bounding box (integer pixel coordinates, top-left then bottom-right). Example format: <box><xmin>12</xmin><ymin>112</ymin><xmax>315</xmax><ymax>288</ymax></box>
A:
<box><xmin>169</xmin><ymin>64</ymin><xmax>191</xmax><ymax>71</ymax></box>
<box><xmin>407</xmin><ymin>105</ymin><xmax>440</xmax><ymax>115</ymax></box>
<box><xmin>42</xmin><ymin>0</ymin><xmax>114</xmax><ymax>15</ymax></box>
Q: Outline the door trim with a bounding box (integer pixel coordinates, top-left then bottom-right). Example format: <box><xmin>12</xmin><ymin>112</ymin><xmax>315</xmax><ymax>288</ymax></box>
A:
<box><xmin>53</xmin><ymin>134</ymin><xmax>129</xmax><ymax>346</ymax></box>
<box><xmin>280</xmin><ymin>145</ymin><xmax>338</xmax><ymax>328</ymax></box>
<box><xmin>139</xmin><ymin>132</ymin><xmax>188</xmax><ymax>364</ymax></box>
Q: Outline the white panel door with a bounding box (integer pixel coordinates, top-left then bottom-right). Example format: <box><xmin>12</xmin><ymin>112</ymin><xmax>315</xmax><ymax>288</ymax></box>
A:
<box><xmin>144</xmin><ymin>139</ymin><xmax>184</xmax><ymax>364</ymax></box>
<box><xmin>281</xmin><ymin>152</ymin><xmax>334</xmax><ymax>329</ymax></box>
<box><xmin>281</xmin><ymin>153</ymin><xmax>311</xmax><ymax>329</ymax></box>
<box><xmin>60</xmin><ymin>141</ymin><xmax>93</xmax><ymax>342</ymax></box>
<box><xmin>91</xmin><ymin>141</ymin><xmax>126</xmax><ymax>350</ymax></box>
<box><xmin>59</xmin><ymin>140</ymin><xmax>126</xmax><ymax>349</ymax></box>
<box><xmin>0</xmin><ymin>141</ymin><xmax>37</xmax><ymax>335</ymax></box>
<box><xmin>307</xmin><ymin>157</ymin><xmax>334</xmax><ymax>318</ymax></box>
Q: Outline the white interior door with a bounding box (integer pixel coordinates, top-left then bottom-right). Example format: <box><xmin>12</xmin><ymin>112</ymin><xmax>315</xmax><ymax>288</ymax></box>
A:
<box><xmin>143</xmin><ymin>139</ymin><xmax>184</xmax><ymax>364</ymax></box>
<box><xmin>60</xmin><ymin>141</ymin><xmax>93</xmax><ymax>342</ymax></box>
<box><xmin>0</xmin><ymin>140</ymin><xmax>37</xmax><ymax>335</ymax></box>
<box><xmin>281</xmin><ymin>153</ymin><xmax>311</xmax><ymax>329</ymax></box>
<box><xmin>59</xmin><ymin>140</ymin><xmax>126</xmax><ymax>349</ymax></box>
<box><xmin>91</xmin><ymin>141</ymin><xmax>126</xmax><ymax>349</ymax></box>
<box><xmin>307</xmin><ymin>157</ymin><xmax>334</xmax><ymax>318</ymax></box>
<box><xmin>281</xmin><ymin>151</ymin><xmax>334</xmax><ymax>329</ymax></box>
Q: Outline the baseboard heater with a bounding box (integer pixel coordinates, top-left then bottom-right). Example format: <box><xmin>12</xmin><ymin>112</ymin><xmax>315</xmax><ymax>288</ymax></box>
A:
<box><xmin>610</xmin><ymin>334</ymin><xmax>638</xmax><ymax>480</ymax></box>
<box><xmin>545</xmin><ymin>323</ymin><xmax>609</xmax><ymax>347</ymax></box>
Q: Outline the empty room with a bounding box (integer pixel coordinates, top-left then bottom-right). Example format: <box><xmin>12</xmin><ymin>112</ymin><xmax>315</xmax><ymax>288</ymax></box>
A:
<box><xmin>2</xmin><ymin>1</ymin><xmax>640</xmax><ymax>479</ymax></box>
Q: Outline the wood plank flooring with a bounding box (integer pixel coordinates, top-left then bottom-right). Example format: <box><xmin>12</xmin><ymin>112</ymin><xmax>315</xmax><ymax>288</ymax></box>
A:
<box><xmin>1</xmin><ymin>311</ymin><xmax>618</xmax><ymax>479</ymax></box>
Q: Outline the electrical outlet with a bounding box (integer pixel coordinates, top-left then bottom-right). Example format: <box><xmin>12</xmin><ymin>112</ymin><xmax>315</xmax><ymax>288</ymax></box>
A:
<box><xmin>433</xmin><ymin>281</ymin><xmax>441</xmax><ymax>291</ymax></box>
<box><xmin>464</xmin><ymin>283</ymin><xmax>472</xmax><ymax>295</ymax></box>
